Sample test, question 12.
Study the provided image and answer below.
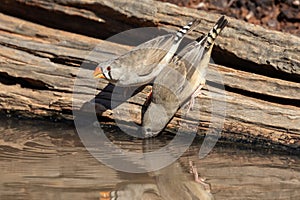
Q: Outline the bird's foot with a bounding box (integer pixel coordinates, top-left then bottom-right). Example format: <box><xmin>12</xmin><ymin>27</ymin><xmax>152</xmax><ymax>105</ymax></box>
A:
<box><xmin>184</xmin><ymin>83</ymin><xmax>205</xmax><ymax>113</ymax></box>
<box><xmin>189</xmin><ymin>161</ymin><xmax>211</xmax><ymax>192</ymax></box>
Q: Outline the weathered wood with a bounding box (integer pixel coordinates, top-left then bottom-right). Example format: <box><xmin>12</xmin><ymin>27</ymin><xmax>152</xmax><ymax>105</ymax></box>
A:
<box><xmin>0</xmin><ymin>0</ymin><xmax>299</xmax><ymax>80</ymax></box>
<box><xmin>0</xmin><ymin>0</ymin><xmax>299</xmax><ymax>152</ymax></box>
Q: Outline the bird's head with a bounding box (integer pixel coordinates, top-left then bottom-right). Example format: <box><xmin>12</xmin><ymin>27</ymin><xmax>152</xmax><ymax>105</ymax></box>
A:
<box><xmin>93</xmin><ymin>62</ymin><xmax>121</xmax><ymax>84</ymax></box>
<box><xmin>142</xmin><ymin>103</ymin><xmax>170</xmax><ymax>138</ymax></box>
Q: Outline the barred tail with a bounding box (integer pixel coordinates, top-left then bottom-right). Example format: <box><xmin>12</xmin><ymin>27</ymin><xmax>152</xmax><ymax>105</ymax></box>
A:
<box><xmin>174</xmin><ymin>19</ymin><xmax>201</xmax><ymax>42</ymax></box>
<box><xmin>195</xmin><ymin>16</ymin><xmax>228</xmax><ymax>47</ymax></box>
<box><xmin>205</xmin><ymin>15</ymin><xmax>228</xmax><ymax>48</ymax></box>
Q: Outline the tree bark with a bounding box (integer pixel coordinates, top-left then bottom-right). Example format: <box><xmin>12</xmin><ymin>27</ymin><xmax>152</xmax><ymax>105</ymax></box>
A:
<box><xmin>0</xmin><ymin>0</ymin><xmax>299</xmax><ymax>151</ymax></box>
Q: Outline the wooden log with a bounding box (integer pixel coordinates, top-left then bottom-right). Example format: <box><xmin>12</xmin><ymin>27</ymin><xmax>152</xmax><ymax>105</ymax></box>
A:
<box><xmin>0</xmin><ymin>0</ymin><xmax>299</xmax><ymax>80</ymax></box>
<box><xmin>0</xmin><ymin>0</ymin><xmax>299</xmax><ymax>152</ymax></box>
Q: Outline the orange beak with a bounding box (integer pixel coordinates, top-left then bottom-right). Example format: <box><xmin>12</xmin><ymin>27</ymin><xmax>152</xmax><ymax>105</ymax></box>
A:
<box><xmin>93</xmin><ymin>66</ymin><xmax>105</xmax><ymax>79</ymax></box>
<box><xmin>99</xmin><ymin>191</ymin><xmax>112</xmax><ymax>199</ymax></box>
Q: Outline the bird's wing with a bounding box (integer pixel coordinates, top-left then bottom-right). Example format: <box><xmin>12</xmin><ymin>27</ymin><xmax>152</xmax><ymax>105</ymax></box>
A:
<box><xmin>116</xmin><ymin>19</ymin><xmax>202</xmax><ymax>80</ymax></box>
<box><xmin>135</xmin><ymin>34</ymin><xmax>177</xmax><ymax>77</ymax></box>
<box><xmin>131</xmin><ymin>33</ymin><xmax>175</xmax><ymax>52</ymax></box>
<box><xmin>152</xmin><ymin>60</ymin><xmax>186</xmax><ymax>106</ymax></box>
<box><xmin>113</xmin><ymin>34</ymin><xmax>176</xmax><ymax>77</ymax></box>
<box><xmin>160</xmin><ymin>39</ymin><xmax>206</xmax><ymax>88</ymax></box>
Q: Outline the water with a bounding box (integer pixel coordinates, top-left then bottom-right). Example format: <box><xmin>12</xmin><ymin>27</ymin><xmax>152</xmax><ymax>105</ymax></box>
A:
<box><xmin>0</xmin><ymin>117</ymin><xmax>299</xmax><ymax>200</ymax></box>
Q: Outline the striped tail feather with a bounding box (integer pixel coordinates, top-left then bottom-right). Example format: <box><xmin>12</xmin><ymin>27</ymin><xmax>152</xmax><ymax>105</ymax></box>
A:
<box><xmin>205</xmin><ymin>15</ymin><xmax>228</xmax><ymax>48</ymax></box>
<box><xmin>174</xmin><ymin>19</ymin><xmax>201</xmax><ymax>42</ymax></box>
<box><xmin>164</xmin><ymin>19</ymin><xmax>201</xmax><ymax>62</ymax></box>
<box><xmin>195</xmin><ymin>16</ymin><xmax>228</xmax><ymax>47</ymax></box>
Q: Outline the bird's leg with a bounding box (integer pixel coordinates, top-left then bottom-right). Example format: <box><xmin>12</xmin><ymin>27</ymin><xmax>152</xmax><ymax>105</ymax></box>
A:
<box><xmin>178</xmin><ymin>82</ymin><xmax>205</xmax><ymax>128</ymax></box>
<box><xmin>189</xmin><ymin>161</ymin><xmax>211</xmax><ymax>192</ymax></box>
<box><xmin>185</xmin><ymin>82</ymin><xmax>205</xmax><ymax>113</ymax></box>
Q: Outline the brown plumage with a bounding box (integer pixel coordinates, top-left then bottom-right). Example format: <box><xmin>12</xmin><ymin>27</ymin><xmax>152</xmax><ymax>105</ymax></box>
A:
<box><xmin>142</xmin><ymin>16</ymin><xmax>228</xmax><ymax>137</ymax></box>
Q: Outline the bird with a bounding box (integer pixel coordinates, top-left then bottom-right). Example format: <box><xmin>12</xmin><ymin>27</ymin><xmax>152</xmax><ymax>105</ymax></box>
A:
<box><xmin>142</xmin><ymin>16</ymin><xmax>228</xmax><ymax>138</ymax></box>
<box><xmin>93</xmin><ymin>19</ymin><xmax>201</xmax><ymax>87</ymax></box>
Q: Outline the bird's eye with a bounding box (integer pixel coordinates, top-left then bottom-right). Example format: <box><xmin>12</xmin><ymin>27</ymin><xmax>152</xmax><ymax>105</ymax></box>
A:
<box><xmin>107</xmin><ymin>66</ymin><xmax>111</xmax><ymax>71</ymax></box>
<box><xmin>146</xmin><ymin>128</ymin><xmax>151</xmax><ymax>132</ymax></box>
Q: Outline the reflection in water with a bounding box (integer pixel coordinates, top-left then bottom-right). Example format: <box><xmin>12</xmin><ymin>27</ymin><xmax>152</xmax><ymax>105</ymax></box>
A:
<box><xmin>99</xmin><ymin>161</ymin><xmax>212</xmax><ymax>200</ymax></box>
<box><xmin>0</xmin><ymin>117</ymin><xmax>299</xmax><ymax>200</ymax></box>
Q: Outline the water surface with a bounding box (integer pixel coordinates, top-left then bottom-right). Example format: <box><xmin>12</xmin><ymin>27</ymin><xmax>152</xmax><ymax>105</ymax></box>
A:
<box><xmin>0</xmin><ymin>117</ymin><xmax>299</xmax><ymax>199</ymax></box>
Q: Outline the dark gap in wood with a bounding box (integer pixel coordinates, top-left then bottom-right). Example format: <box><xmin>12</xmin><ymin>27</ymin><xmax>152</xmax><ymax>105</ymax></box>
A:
<box><xmin>0</xmin><ymin>42</ymin><xmax>52</xmax><ymax>59</ymax></box>
<box><xmin>0</xmin><ymin>72</ymin><xmax>49</xmax><ymax>90</ymax></box>
<box><xmin>1</xmin><ymin>42</ymin><xmax>85</xmax><ymax>68</ymax></box>
<box><xmin>59</xmin><ymin>109</ymin><xmax>73</xmax><ymax>116</ymax></box>
<box><xmin>207</xmin><ymin>80</ymin><xmax>300</xmax><ymax>107</ymax></box>
<box><xmin>76</xmin><ymin>3</ymin><xmax>157</xmax><ymax>32</ymax></box>
<box><xmin>96</xmin><ymin>115</ymin><xmax>115</xmax><ymax>123</ymax></box>
<box><xmin>0</xmin><ymin>110</ymin><xmax>74</xmax><ymax>123</ymax></box>
<box><xmin>0</xmin><ymin>72</ymin><xmax>72</xmax><ymax>93</ymax></box>
<box><xmin>212</xmin><ymin>46</ymin><xmax>300</xmax><ymax>83</ymax></box>
<box><xmin>49</xmin><ymin>56</ymin><xmax>85</xmax><ymax>67</ymax></box>
<box><xmin>0</xmin><ymin>1</ymin><xmax>107</xmax><ymax>39</ymax></box>
<box><xmin>0</xmin><ymin>1</ymin><xmax>156</xmax><ymax>40</ymax></box>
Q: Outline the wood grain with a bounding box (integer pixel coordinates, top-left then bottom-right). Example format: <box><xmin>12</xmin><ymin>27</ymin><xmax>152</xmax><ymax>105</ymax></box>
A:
<box><xmin>0</xmin><ymin>0</ymin><xmax>299</xmax><ymax>150</ymax></box>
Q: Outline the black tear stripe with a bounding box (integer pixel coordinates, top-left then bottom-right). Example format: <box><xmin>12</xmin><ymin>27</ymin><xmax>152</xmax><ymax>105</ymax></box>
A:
<box><xmin>108</xmin><ymin>70</ymin><xmax>113</xmax><ymax>80</ymax></box>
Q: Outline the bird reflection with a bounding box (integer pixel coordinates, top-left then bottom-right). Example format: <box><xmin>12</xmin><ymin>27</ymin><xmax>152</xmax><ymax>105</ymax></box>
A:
<box><xmin>99</xmin><ymin>159</ymin><xmax>213</xmax><ymax>200</ymax></box>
